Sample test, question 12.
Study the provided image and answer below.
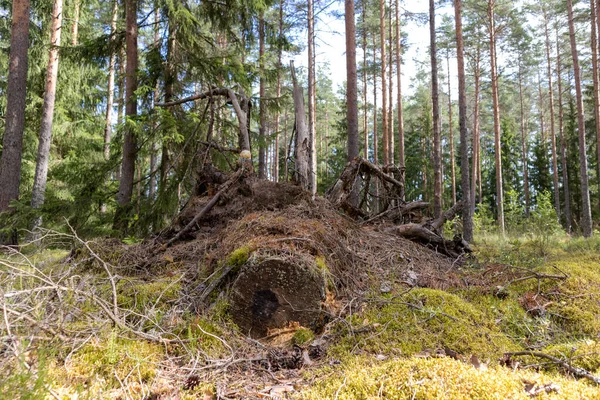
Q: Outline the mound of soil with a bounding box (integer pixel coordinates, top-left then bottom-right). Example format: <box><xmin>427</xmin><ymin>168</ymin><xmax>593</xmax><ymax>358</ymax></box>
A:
<box><xmin>90</xmin><ymin>171</ymin><xmax>469</xmax><ymax>338</ymax></box>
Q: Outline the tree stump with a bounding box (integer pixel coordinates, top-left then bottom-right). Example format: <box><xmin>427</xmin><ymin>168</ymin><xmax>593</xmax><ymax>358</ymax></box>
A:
<box><xmin>229</xmin><ymin>254</ymin><xmax>326</xmax><ymax>338</ymax></box>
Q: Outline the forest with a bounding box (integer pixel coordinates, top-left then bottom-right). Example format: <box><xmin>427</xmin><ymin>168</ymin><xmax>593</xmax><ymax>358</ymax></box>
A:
<box><xmin>3</xmin><ymin>0</ymin><xmax>600</xmax><ymax>398</ymax></box>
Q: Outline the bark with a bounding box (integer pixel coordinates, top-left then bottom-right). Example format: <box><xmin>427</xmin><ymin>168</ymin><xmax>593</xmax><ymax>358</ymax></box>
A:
<box><xmin>149</xmin><ymin>6</ymin><xmax>160</xmax><ymax>200</ymax></box>
<box><xmin>471</xmin><ymin>43</ymin><xmax>481</xmax><ymax>209</ymax></box>
<box><xmin>517</xmin><ymin>55</ymin><xmax>530</xmax><ymax>216</ymax></box>
<box><xmin>104</xmin><ymin>0</ymin><xmax>119</xmax><ymax>162</ymax></box>
<box><xmin>114</xmin><ymin>0</ymin><xmax>139</xmax><ymax>231</ymax></box>
<box><xmin>362</xmin><ymin>1</ymin><xmax>369</xmax><ymax>160</ymax></box>
<box><xmin>388</xmin><ymin>1</ymin><xmax>394</xmax><ymax>165</ymax></box>
<box><xmin>446</xmin><ymin>51</ymin><xmax>456</xmax><ymax>205</ymax></box>
<box><xmin>566</xmin><ymin>0</ymin><xmax>593</xmax><ymax>237</ymax></box>
<box><xmin>290</xmin><ymin>61</ymin><xmax>310</xmax><ymax>190</ymax></box>
<box><xmin>379</xmin><ymin>0</ymin><xmax>389</xmax><ymax>166</ymax></box>
<box><xmin>455</xmin><ymin>0</ymin><xmax>472</xmax><ymax>242</ymax></box>
<box><xmin>307</xmin><ymin>0</ymin><xmax>317</xmax><ymax>195</ymax></box>
<box><xmin>556</xmin><ymin>25</ymin><xmax>572</xmax><ymax>233</ymax></box>
<box><xmin>373</xmin><ymin>32</ymin><xmax>378</xmax><ymax>166</ymax></box>
<box><xmin>346</xmin><ymin>0</ymin><xmax>359</xmax><ymax>161</ymax></box>
<box><xmin>274</xmin><ymin>0</ymin><xmax>284</xmax><ymax>183</ymax></box>
<box><xmin>258</xmin><ymin>15</ymin><xmax>267</xmax><ymax>179</ymax></box>
<box><xmin>591</xmin><ymin>0</ymin><xmax>600</xmax><ymax>210</ymax></box>
<box><xmin>30</xmin><ymin>0</ymin><xmax>63</xmax><ymax>228</ymax></box>
<box><xmin>488</xmin><ymin>0</ymin><xmax>505</xmax><ymax>235</ymax></box>
<box><xmin>72</xmin><ymin>0</ymin><xmax>80</xmax><ymax>46</ymax></box>
<box><xmin>0</xmin><ymin>0</ymin><xmax>30</xmax><ymax>217</ymax></box>
<box><xmin>430</xmin><ymin>0</ymin><xmax>442</xmax><ymax>219</ymax></box>
<box><xmin>544</xmin><ymin>9</ymin><xmax>561</xmax><ymax>220</ymax></box>
<box><xmin>395</xmin><ymin>0</ymin><xmax>405</xmax><ymax>199</ymax></box>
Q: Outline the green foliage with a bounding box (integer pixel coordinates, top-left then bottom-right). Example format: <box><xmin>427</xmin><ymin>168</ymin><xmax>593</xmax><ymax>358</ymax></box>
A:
<box><xmin>292</xmin><ymin>328</ymin><xmax>315</xmax><ymax>346</ymax></box>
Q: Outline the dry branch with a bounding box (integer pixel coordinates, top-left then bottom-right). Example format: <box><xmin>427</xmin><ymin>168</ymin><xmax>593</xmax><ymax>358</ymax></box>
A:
<box><xmin>504</xmin><ymin>351</ymin><xmax>600</xmax><ymax>385</ymax></box>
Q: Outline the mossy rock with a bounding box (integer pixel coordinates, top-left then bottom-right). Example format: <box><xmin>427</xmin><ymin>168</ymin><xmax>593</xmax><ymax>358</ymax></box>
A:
<box><xmin>333</xmin><ymin>288</ymin><xmax>520</xmax><ymax>361</ymax></box>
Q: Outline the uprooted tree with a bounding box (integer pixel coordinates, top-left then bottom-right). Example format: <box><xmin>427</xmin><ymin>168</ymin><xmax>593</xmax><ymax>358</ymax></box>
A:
<box><xmin>149</xmin><ymin>77</ymin><xmax>471</xmax><ymax>339</ymax></box>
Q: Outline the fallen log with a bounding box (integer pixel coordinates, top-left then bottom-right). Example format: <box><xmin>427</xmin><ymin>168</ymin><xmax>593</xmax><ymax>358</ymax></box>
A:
<box><xmin>229</xmin><ymin>253</ymin><xmax>327</xmax><ymax>338</ymax></box>
<box><xmin>385</xmin><ymin>223</ymin><xmax>471</xmax><ymax>259</ymax></box>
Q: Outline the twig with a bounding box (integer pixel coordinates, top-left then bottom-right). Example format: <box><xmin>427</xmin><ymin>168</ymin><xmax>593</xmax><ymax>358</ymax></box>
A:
<box><xmin>162</xmin><ymin>168</ymin><xmax>244</xmax><ymax>249</ymax></box>
<box><xmin>505</xmin><ymin>351</ymin><xmax>600</xmax><ymax>385</ymax></box>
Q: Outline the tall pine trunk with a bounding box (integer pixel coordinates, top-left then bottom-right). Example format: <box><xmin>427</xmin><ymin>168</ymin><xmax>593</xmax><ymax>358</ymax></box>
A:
<box><xmin>556</xmin><ymin>25</ymin><xmax>573</xmax><ymax>233</ymax></box>
<box><xmin>544</xmin><ymin>9</ymin><xmax>561</xmax><ymax>219</ymax></box>
<box><xmin>258</xmin><ymin>14</ymin><xmax>267</xmax><ymax>179</ymax></box>
<box><xmin>72</xmin><ymin>0</ymin><xmax>80</xmax><ymax>46</ymax></box>
<box><xmin>363</xmin><ymin>0</ymin><xmax>369</xmax><ymax>160</ymax></box>
<box><xmin>307</xmin><ymin>0</ymin><xmax>317</xmax><ymax>195</ymax></box>
<box><xmin>454</xmin><ymin>0</ymin><xmax>472</xmax><ymax>242</ymax></box>
<box><xmin>30</xmin><ymin>0</ymin><xmax>63</xmax><ymax>231</ymax></box>
<box><xmin>0</xmin><ymin>0</ymin><xmax>30</xmax><ymax>222</ymax></box>
<box><xmin>379</xmin><ymin>0</ymin><xmax>389</xmax><ymax>166</ymax></box>
<box><xmin>566</xmin><ymin>0</ymin><xmax>593</xmax><ymax>237</ymax></box>
<box><xmin>104</xmin><ymin>0</ymin><xmax>119</xmax><ymax>162</ymax></box>
<box><xmin>446</xmin><ymin>50</ymin><xmax>456</xmax><ymax>205</ymax></box>
<box><xmin>518</xmin><ymin>56</ymin><xmax>530</xmax><ymax>216</ymax></box>
<box><xmin>471</xmin><ymin>43</ymin><xmax>481</xmax><ymax>209</ymax></box>
<box><xmin>488</xmin><ymin>0</ymin><xmax>505</xmax><ymax>235</ymax></box>
<box><xmin>388</xmin><ymin>1</ymin><xmax>394</xmax><ymax>164</ymax></box>
<box><xmin>114</xmin><ymin>0</ymin><xmax>139</xmax><ymax>231</ymax></box>
<box><xmin>430</xmin><ymin>0</ymin><xmax>442</xmax><ymax>219</ymax></box>
<box><xmin>395</xmin><ymin>0</ymin><xmax>405</xmax><ymax>199</ymax></box>
<box><xmin>346</xmin><ymin>0</ymin><xmax>359</xmax><ymax>161</ymax></box>
<box><xmin>591</xmin><ymin>0</ymin><xmax>600</xmax><ymax>209</ymax></box>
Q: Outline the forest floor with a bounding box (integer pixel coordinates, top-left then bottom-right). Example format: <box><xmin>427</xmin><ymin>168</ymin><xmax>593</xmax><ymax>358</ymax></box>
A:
<box><xmin>3</xmin><ymin>206</ymin><xmax>600</xmax><ymax>398</ymax></box>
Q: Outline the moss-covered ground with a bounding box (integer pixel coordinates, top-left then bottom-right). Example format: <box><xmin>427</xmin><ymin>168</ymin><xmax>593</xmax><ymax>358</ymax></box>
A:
<box><xmin>2</xmin><ymin>234</ymin><xmax>600</xmax><ymax>398</ymax></box>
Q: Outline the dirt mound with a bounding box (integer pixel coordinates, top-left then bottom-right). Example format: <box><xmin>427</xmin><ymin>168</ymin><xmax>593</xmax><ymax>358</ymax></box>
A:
<box><xmin>86</xmin><ymin>173</ymin><xmax>467</xmax><ymax>338</ymax></box>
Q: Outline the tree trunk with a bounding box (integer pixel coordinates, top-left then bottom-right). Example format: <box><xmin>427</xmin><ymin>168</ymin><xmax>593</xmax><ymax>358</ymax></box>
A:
<box><xmin>373</xmin><ymin>32</ymin><xmax>378</xmax><ymax>166</ymax></box>
<box><xmin>72</xmin><ymin>0</ymin><xmax>80</xmax><ymax>46</ymax></box>
<box><xmin>114</xmin><ymin>0</ymin><xmax>139</xmax><ymax>231</ymax></box>
<box><xmin>149</xmin><ymin>6</ymin><xmax>160</xmax><ymax>200</ymax></box>
<box><xmin>379</xmin><ymin>0</ymin><xmax>389</xmax><ymax>166</ymax></box>
<box><xmin>471</xmin><ymin>43</ymin><xmax>481</xmax><ymax>209</ymax></box>
<box><xmin>104</xmin><ymin>0</ymin><xmax>119</xmax><ymax>163</ymax></box>
<box><xmin>388</xmin><ymin>1</ymin><xmax>394</xmax><ymax>165</ymax></box>
<box><xmin>591</xmin><ymin>0</ymin><xmax>600</xmax><ymax>210</ymax></box>
<box><xmin>488</xmin><ymin>0</ymin><xmax>505</xmax><ymax>235</ymax></box>
<box><xmin>556</xmin><ymin>25</ymin><xmax>572</xmax><ymax>233</ymax></box>
<box><xmin>274</xmin><ymin>0</ymin><xmax>284</xmax><ymax>183</ymax></box>
<box><xmin>30</xmin><ymin>0</ymin><xmax>63</xmax><ymax>231</ymax></box>
<box><xmin>230</xmin><ymin>255</ymin><xmax>326</xmax><ymax>338</ymax></box>
<box><xmin>446</xmin><ymin>50</ymin><xmax>456</xmax><ymax>205</ymax></box>
<box><xmin>544</xmin><ymin>9</ymin><xmax>561</xmax><ymax>220</ymax></box>
<box><xmin>346</xmin><ymin>0</ymin><xmax>359</xmax><ymax>161</ymax></box>
<box><xmin>518</xmin><ymin>58</ymin><xmax>530</xmax><ymax>217</ymax></box>
<box><xmin>160</xmin><ymin>17</ymin><xmax>176</xmax><ymax>196</ymax></box>
<box><xmin>363</xmin><ymin>0</ymin><xmax>369</xmax><ymax>160</ymax></box>
<box><xmin>307</xmin><ymin>0</ymin><xmax>317</xmax><ymax>195</ymax></box>
<box><xmin>0</xmin><ymin>0</ymin><xmax>30</xmax><ymax>221</ymax></box>
<box><xmin>430</xmin><ymin>0</ymin><xmax>442</xmax><ymax>219</ymax></box>
<box><xmin>454</xmin><ymin>0</ymin><xmax>472</xmax><ymax>242</ymax></box>
<box><xmin>290</xmin><ymin>61</ymin><xmax>310</xmax><ymax>190</ymax></box>
<box><xmin>258</xmin><ymin>14</ymin><xmax>267</xmax><ymax>179</ymax></box>
<box><xmin>395</xmin><ymin>0</ymin><xmax>405</xmax><ymax>199</ymax></box>
<box><xmin>566</xmin><ymin>0</ymin><xmax>593</xmax><ymax>237</ymax></box>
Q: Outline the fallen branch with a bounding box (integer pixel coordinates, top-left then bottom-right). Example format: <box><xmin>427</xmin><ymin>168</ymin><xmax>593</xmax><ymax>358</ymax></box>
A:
<box><xmin>163</xmin><ymin>167</ymin><xmax>244</xmax><ymax>248</ymax></box>
<box><xmin>504</xmin><ymin>351</ymin><xmax>600</xmax><ymax>385</ymax></box>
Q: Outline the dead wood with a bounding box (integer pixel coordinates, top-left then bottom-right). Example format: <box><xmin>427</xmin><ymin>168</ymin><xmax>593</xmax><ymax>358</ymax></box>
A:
<box><xmin>385</xmin><ymin>223</ymin><xmax>471</xmax><ymax>259</ymax></box>
<box><xmin>162</xmin><ymin>168</ymin><xmax>244</xmax><ymax>248</ymax></box>
<box><xmin>504</xmin><ymin>351</ymin><xmax>600</xmax><ymax>385</ymax></box>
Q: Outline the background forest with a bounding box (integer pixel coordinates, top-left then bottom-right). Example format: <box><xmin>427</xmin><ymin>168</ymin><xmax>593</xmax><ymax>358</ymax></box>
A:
<box><xmin>2</xmin><ymin>0</ymin><xmax>600</xmax><ymax>241</ymax></box>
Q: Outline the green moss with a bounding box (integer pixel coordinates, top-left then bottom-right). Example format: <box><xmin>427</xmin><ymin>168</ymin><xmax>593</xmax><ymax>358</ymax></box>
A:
<box><xmin>64</xmin><ymin>331</ymin><xmax>162</xmax><ymax>384</ymax></box>
<box><xmin>315</xmin><ymin>256</ymin><xmax>327</xmax><ymax>271</ymax></box>
<box><xmin>332</xmin><ymin>288</ymin><xmax>520</xmax><ymax>361</ymax></box>
<box><xmin>297</xmin><ymin>356</ymin><xmax>600</xmax><ymax>399</ymax></box>
<box><xmin>226</xmin><ymin>246</ymin><xmax>252</xmax><ymax>268</ymax></box>
<box><xmin>116</xmin><ymin>277</ymin><xmax>181</xmax><ymax>312</ymax></box>
<box><xmin>293</xmin><ymin>328</ymin><xmax>315</xmax><ymax>346</ymax></box>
